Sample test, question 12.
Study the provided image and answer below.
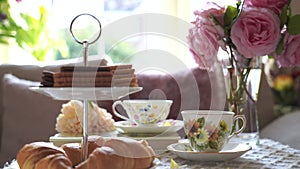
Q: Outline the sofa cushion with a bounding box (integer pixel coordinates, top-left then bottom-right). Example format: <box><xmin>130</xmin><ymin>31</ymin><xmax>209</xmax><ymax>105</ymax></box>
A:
<box><xmin>0</xmin><ymin>74</ymin><xmax>65</xmax><ymax>165</ymax></box>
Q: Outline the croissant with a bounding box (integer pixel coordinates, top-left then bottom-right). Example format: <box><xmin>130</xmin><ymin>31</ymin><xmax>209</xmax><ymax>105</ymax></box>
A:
<box><xmin>75</xmin><ymin>146</ymin><xmax>135</xmax><ymax>169</ymax></box>
<box><xmin>61</xmin><ymin>138</ymin><xmax>100</xmax><ymax>167</ymax></box>
<box><xmin>35</xmin><ymin>153</ymin><xmax>72</xmax><ymax>169</ymax></box>
<box><xmin>75</xmin><ymin>137</ymin><xmax>155</xmax><ymax>169</ymax></box>
<box><xmin>16</xmin><ymin>142</ymin><xmax>72</xmax><ymax>169</ymax></box>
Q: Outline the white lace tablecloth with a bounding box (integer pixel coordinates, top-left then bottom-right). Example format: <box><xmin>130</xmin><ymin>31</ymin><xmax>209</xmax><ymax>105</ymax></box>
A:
<box><xmin>155</xmin><ymin>139</ymin><xmax>300</xmax><ymax>169</ymax></box>
<box><xmin>3</xmin><ymin>139</ymin><xmax>300</xmax><ymax>169</ymax></box>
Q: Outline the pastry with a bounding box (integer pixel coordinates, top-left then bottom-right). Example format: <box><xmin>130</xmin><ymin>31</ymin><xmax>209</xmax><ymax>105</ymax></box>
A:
<box><xmin>55</xmin><ymin>100</ymin><xmax>115</xmax><ymax>134</ymax></box>
<box><xmin>75</xmin><ymin>146</ymin><xmax>136</xmax><ymax>169</ymax></box>
<box><xmin>16</xmin><ymin>137</ymin><xmax>155</xmax><ymax>169</ymax></box>
<box><xmin>62</xmin><ymin>137</ymin><xmax>155</xmax><ymax>169</ymax></box>
<box><xmin>99</xmin><ymin>137</ymin><xmax>155</xmax><ymax>169</ymax></box>
<box><xmin>34</xmin><ymin>153</ymin><xmax>73</xmax><ymax>169</ymax></box>
<box><xmin>61</xmin><ymin>137</ymin><xmax>100</xmax><ymax>167</ymax></box>
<box><xmin>16</xmin><ymin>142</ymin><xmax>72</xmax><ymax>169</ymax></box>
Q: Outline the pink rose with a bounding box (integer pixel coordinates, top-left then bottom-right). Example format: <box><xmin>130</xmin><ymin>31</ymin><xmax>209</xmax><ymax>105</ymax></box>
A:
<box><xmin>245</xmin><ymin>0</ymin><xmax>289</xmax><ymax>15</ymax></box>
<box><xmin>187</xmin><ymin>22</ymin><xmax>219</xmax><ymax>71</ymax></box>
<box><xmin>187</xmin><ymin>4</ymin><xmax>225</xmax><ymax>71</ymax></box>
<box><xmin>195</xmin><ymin>2</ymin><xmax>225</xmax><ymax>26</ymax></box>
<box><xmin>230</xmin><ymin>7</ymin><xmax>281</xmax><ymax>58</ymax></box>
<box><xmin>275</xmin><ymin>32</ymin><xmax>300</xmax><ymax>67</ymax></box>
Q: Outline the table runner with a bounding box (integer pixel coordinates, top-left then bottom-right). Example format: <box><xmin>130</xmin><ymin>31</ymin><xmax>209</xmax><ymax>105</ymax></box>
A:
<box><xmin>3</xmin><ymin>139</ymin><xmax>300</xmax><ymax>169</ymax></box>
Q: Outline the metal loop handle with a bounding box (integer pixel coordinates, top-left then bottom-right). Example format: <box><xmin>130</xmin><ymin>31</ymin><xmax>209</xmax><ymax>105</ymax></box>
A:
<box><xmin>69</xmin><ymin>13</ymin><xmax>102</xmax><ymax>45</ymax></box>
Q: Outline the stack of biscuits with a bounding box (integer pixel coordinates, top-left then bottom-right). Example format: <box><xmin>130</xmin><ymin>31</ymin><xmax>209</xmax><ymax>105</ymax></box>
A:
<box><xmin>41</xmin><ymin>64</ymin><xmax>138</xmax><ymax>87</ymax></box>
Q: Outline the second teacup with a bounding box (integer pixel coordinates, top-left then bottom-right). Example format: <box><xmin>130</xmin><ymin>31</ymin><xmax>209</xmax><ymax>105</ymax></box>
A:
<box><xmin>112</xmin><ymin>100</ymin><xmax>173</xmax><ymax>126</ymax></box>
<box><xmin>181</xmin><ymin>110</ymin><xmax>246</xmax><ymax>152</ymax></box>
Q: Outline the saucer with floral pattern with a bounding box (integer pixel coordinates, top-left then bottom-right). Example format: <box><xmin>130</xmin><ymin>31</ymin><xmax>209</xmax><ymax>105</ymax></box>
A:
<box><xmin>167</xmin><ymin>141</ymin><xmax>251</xmax><ymax>161</ymax></box>
<box><xmin>114</xmin><ymin>119</ymin><xmax>183</xmax><ymax>134</ymax></box>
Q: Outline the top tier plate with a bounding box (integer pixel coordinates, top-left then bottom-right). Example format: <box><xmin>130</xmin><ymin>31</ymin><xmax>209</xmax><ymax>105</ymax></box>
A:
<box><xmin>30</xmin><ymin>87</ymin><xmax>142</xmax><ymax>100</ymax></box>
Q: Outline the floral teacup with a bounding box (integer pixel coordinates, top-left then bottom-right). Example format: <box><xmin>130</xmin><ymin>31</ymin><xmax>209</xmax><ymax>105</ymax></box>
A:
<box><xmin>181</xmin><ymin>110</ymin><xmax>246</xmax><ymax>152</ymax></box>
<box><xmin>112</xmin><ymin>100</ymin><xmax>173</xmax><ymax>126</ymax></box>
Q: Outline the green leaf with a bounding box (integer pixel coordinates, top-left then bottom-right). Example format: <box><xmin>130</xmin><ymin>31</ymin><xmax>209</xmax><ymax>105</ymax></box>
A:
<box><xmin>88</xmin><ymin>101</ymin><xmax>94</xmax><ymax>109</ymax></box>
<box><xmin>39</xmin><ymin>6</ymin><xmax>47</xmax><ymax>27</ymax></box>
<box><xmin>0</xmin><ymin>33</ymin><xmax>14</xmax><ymax>38</ymax></box>
<box><xmin>209</xmin><ymin>141</ymin><xmax>218</xmax><ymax>150</ymax></box>
<box><xmin>0</xmin><ymin>38</ymin><xmax>9</xmax><ymax>44</ymax></box>
<box><xmin>32</xmin><ymin>49</ymin><xmax>48</xmax><ymax>61</ymax></box>
<box><xmin>15</xmin><ymin>28</ymin><xmax>34</xmax><ymax>47</ymax></box>
<box><xmin>197</xmin><ymin>117</ymin><xmax>205</xmax><ymax>128</ymax></box>
<box><xmin>280</xmin><ymin>6</ymin><xmax>288</xmax><ymax>29</ymax></box>
<box><xmin>224</xmin><ymin>6</ymin><xmax>238</xmax><ymax>27</ymax></box>
<box><xmin>287</xmin><ymin>14</ymin><xmax>300</xmax><ymax>35</ymax></box>
<box><xmin>20</xmin><ymin>13</ymin><xmax>39</xmax><ymax>29</ymax></box>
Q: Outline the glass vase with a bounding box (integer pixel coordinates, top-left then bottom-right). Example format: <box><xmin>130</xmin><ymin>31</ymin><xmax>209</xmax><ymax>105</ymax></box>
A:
<box><xmin>222</xmin><ymin>57</ymin><xmax>262</xmax><ymax>147</ymax></box>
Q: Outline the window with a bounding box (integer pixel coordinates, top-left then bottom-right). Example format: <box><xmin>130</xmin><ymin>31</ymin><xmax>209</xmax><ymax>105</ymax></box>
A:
<box><xmin>2</xmin><ymin>0</ymin><xmax>234</xmax><ymax>72</ymax></box>
<box><xmin>100</xmin><ymin>0</ymin><xmax>197</xmax><ymax>73</ymax></box>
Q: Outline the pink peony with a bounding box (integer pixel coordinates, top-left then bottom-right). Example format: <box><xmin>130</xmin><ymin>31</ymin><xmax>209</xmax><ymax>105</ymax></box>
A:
<box><xmin>245</xmin><ymin>0</ymin><xmax>289</xmax><ymax>15</ymax></box>
<box><xmin>275</xmin><ymin>32</ymin><xmax>300</xmax><ymax>67</ymax></box>
<box><xmin>187</xmin><ymin>4</ymin><xmax>225</xmax><ymax>71</ymax></box>
<box><xmin>230</xmin><ymin>7</ymin><xmax>281</xmax><ymax>58</ymax></box>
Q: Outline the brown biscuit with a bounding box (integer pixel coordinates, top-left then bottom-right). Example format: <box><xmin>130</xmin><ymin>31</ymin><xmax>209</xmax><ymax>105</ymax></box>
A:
<box><xmin>60</xmin><ymin>66</ymin><xmax>110</xmax><ymax>72</ymax></box>
<box><xmin>60</xmin><ymin>64</ymin><xmax>132</xmax><ymax>72</ymax></box>
<box><xmin>43</xmin><ymin>69</ymin><xmax>134</xmax><ymax>78</ymax></box>
<box><xmin>52</xmin><ymin>79</ymin><xmax>138</xmax><ymax>87</ymax></box>
<box><xmin>51</xmin><ymin>74</ymin><xmax>136</xmax><ymax>83</ymax></box>
<box><xmin>41</xmin><ymin>75</ymin><xmax>53</xmax><ymax>82</ymax></box>
<box><xmin>42</xmin><ymin>70</ymin><xmax>55</xmax><ymax>77</ymax></box>
<box><xmin>53</xmin><ymin>77</ymin><xmax>137</xmax><ymax>85</ymax></box>
<box><xmin>40</xmin><ymin>81</ymin><xmax>53</xmax><ymax>87</ymax></box>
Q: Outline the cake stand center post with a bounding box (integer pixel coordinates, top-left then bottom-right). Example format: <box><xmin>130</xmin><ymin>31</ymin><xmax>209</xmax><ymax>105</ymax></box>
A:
<box><xmin>82</xmin><ymin>99</ymin><xmax>89</xmax><ymax>161</ymax></box>
<box><xmin>69</xmin><ymin>13</ymin><xmax>102</xmax><ymax>161</ymax></box>
<box><xmin>83</xmin><ymin>41</ymin><xmax>89</xmax><ymax>66</ymax></box>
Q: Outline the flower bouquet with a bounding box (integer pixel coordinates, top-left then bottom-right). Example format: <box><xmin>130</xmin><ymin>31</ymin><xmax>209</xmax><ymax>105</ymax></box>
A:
<box><xmin>187</xmin><ymin>0</ymin><xmax>300</xmax><ymax>145</ymax></box>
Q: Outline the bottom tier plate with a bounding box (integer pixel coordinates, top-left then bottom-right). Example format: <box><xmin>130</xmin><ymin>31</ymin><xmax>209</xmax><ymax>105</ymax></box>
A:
<box><xmin>50</xmin><ymin>131</ymin><xmax>181</xmax><ymax>154</ymax></box>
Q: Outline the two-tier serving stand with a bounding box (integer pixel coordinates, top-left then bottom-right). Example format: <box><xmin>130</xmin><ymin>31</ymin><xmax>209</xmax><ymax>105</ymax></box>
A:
<box><xmin>30</xmin><ymin>14</ymin><xmax>142</xmax><ymax>161</ymax></box>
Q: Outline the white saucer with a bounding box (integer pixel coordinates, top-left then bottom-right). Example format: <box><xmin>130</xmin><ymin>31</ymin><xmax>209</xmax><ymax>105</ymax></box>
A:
<box><xmin>114</xmin><ymin>119</ymin><xmax>183</xmax><ymax>134</ymax></box>
<box><xmin>167</xmin><ymin>142</ymin><xmax>251</xmax><ymax>161</ymax></box>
